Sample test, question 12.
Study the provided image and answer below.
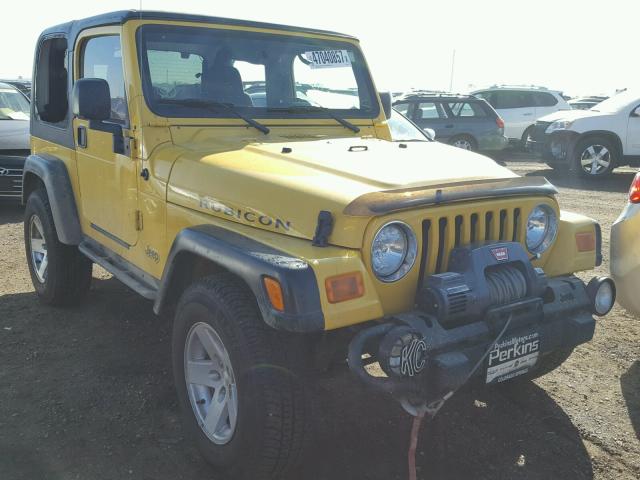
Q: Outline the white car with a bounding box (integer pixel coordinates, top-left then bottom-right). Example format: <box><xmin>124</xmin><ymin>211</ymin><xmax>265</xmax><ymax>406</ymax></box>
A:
<box><xmin>528</xmin><ymin>90</ymin><xmax>640</xmax><ymax>178</ymax></box>
<box><xmin>471</xmin><ymin>85</ymin><xmax>570</xmax><ymax>143</ymax></box>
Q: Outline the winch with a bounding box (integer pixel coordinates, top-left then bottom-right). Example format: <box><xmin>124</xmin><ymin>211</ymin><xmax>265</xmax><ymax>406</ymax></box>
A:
<box><xmin>417</xmin><ymin>242</ymin><xmax>547</xmax><ymax>328</ymax></box>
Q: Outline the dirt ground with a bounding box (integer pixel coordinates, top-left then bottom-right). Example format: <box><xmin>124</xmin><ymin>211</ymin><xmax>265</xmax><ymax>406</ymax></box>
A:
<box><xmin>1</xmin><ymin>158</ymin><xmax>639</xmax><ymax>480</ymax></box>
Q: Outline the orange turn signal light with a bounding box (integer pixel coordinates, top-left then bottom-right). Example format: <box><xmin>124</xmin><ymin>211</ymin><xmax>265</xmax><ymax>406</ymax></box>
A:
<box><xmin>576</xmin><ymin>232</ymin><xmax>596</xmax><ymax>252</ymax></box>
<box><xmin>263</xmin><ymin>276</ymin><xmax>285</xmax><ymax>312</ymax></box>
<box><xmin>325</xmin><ymin>272</ymin><xmax>365</xmax><ymax>304</ymax></box>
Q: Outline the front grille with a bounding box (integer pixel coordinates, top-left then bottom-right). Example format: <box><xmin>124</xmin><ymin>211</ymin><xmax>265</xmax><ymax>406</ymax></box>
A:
<box><xmin>0</xmin><ymin>167</ymin><xmax>23</xmax><ymax>198</ymax></box>
<box><xmin>420</xmin><ymin>207</ymin><xmax>522</xmax><ymax>277</ymax></box>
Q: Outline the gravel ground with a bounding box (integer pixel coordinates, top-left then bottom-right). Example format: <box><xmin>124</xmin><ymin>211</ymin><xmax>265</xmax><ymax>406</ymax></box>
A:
<box><xmin>1</xmin><ymin>159</ymin><xmax>639</xmax><ymax>480</ymax></box>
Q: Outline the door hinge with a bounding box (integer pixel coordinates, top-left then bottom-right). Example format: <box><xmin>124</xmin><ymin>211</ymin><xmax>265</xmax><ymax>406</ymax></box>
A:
<box><xmin>135</xmin><ymin>210</ymin><xmax>143</xmax><ymax>231</ymax></box>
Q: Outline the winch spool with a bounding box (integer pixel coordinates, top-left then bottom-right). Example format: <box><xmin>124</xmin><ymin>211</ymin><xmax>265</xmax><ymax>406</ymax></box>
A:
<box><xmin>485</xmin><ymin>264</ymin><xmax>528</xmax><ymax>305</ymax></box>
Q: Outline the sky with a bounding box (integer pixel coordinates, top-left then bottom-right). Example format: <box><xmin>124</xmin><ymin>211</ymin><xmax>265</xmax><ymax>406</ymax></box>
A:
<box><xmin>2</xmin><ymin>0</ymin><xmax>637</xmax><ymax>97</ymax></box>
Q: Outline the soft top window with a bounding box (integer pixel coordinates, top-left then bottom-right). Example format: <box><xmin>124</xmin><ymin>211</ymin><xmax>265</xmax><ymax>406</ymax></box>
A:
<box><xmin>34</xmin><ymin>37</ymin><xmax>68</xmax><ymax>125</ymax></box>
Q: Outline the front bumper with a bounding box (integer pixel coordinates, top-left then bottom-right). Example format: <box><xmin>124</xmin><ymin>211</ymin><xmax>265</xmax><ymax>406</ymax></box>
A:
<box><xmin>349</xmin><ymin>264</ymin><xmax>595</xmax><ymax>403</ymax></box>
<box><xmin>611</xmin><ymin>202</ymin><xmax>640</xmax><ymax>316</ymax></box>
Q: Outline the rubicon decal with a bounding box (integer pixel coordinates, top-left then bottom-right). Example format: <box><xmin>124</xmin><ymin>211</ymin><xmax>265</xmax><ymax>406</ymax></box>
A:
<box><xmin>491</xmin><ymin>246</ymin><xmax>509</xmax><ymax>262</ymax></box>
<box><xmin>199</xmin><ymin>197</ymin><xmax>292</xmax><ymax>231</ymax></box>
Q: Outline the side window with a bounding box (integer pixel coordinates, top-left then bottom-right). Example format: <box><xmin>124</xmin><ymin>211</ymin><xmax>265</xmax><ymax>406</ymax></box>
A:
<box><xmin>34</xmin><ymin>37</ymin><xmax>69</xmax><ymax>124</ymax></box>
<box><xmin>81</xmin><ymin>35</ymin><xmax>128</xmax><ymax>124</ymax></box>
<box><xmin>416</xmin><ymin>102</ymin><xmax>446</xmax><ymax>119</ymax></box>
<box><xmin>534</xmin><ymin>92</ymin><xmax>558</xmax><ymax>107</ymax></box>
<box><xmin>393</xmin><ymin>102</ymin><xmax>411</xmax><ymax>116</ymax></box>
<box><xmin>447</xmin><ymin>102</ymin><xmax>487</xmax><ymax>117</ymax></box>
<box><xmin>474</xmin><ymin>91</ymin><xmax>495</xmax><ymax>107</ymax></box>
<box><xmin>494</xmin><ymin>91</ymin><xmax>534</xmax><ymax>109</ymax></box>
<box><xmin>147</xmin><ymin>50</ymin><xmax>203</xmax><ymax>99</ymax></box>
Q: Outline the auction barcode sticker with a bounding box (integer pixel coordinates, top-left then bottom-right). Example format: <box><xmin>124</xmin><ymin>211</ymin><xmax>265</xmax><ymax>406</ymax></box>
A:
<box><xmin>304</xmin><ymin>50</ymin><xmax>352</xmax><ymax>69</ymax></box>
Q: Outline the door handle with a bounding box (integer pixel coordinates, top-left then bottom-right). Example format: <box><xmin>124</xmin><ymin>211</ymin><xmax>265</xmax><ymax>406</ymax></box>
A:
<box><xmin>77</xmin><ymin>126</ymin><xmax>87</xmax><ymax>148</ymax></box>
<box><xmin>523</xmin><ymin>113</ymin><xmax>533</xmax><ymax>116</ymax></box>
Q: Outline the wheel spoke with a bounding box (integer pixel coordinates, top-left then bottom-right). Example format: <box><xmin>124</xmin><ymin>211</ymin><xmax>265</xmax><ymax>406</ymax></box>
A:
<box><xmin>203</xmin><ymin>394</ymin><xmax>229</xmax><ymax>434</ymax></box>
<box><xmin>597</xmin><ymin>158</ymin><xmax>610</xmax><ymax>167</ymax></box>
<box><xmin>585</xmin><ymin>146</ymin><xmax>596</xmax><ymax>157</ymax></box>
<box><xmin>186</xmin><ymin>359</ymin><xmax>223</xmax><ymax>387</ymax></box>
<box><xmin>227</xmin><ymin>384</ymin><xmax>238</xmax><ymax>431</ymax></box>
<box><xmin>591</xmin><ymin>157</ymin><xmax>599</xmax><ymax>173</ymax></box>
<box><xmin>194</xmin><ymin>324</ymin><xmax>226</xmax><ymax>361</ymax></box>
<box><xmin>37</xmin><ymin>254</ymin><xmax>48</xmax><ymax>280</ymax></box>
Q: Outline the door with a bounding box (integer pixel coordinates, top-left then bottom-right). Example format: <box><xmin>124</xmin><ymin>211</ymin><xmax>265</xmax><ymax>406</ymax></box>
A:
<box><xmin>627</xmin><ymin>104</ymin><xmax>640</xmax><ymax>155</ymax></box>
<box><xmin>73</xmin><ymin>33</ymin><xmax>139</xmax><ymax>248</ymax></box>
<box><xmin>492</xmin><ymin>90</ymin><xmax>536</xmax><ymax>140</ymax></box>
<box><xmin>443</xmin><ymin>101</ymin><xmax>491</xmax><ymax>144</ymax></box>
<box><xmin>411</xmin><ymin>101</ymin><xmax>451</xmax><ymax>140</ymax></box>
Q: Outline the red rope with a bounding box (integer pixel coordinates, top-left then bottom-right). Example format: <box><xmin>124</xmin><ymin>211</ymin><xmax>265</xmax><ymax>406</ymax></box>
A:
<box><xmin>408</xmin><ymin>412</ymin><xmax>426</xmax><ymax>480</ymax></box>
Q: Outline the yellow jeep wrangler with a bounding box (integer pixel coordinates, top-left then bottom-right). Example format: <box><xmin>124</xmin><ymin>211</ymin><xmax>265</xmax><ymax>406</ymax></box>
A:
<box><xmin>24</xmin><ymin>10</ymin><xmax>615</xmax><ymax>479</ymax></box>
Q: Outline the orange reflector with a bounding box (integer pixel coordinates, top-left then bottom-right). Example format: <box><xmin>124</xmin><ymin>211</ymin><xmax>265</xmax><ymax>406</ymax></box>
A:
<box><xmin>576</xmin><ymin>232</ymin><xmax>596</xmax><ymax>252</ymax></box>
<box><xmin>325</xmin><ymin>272</ymin><xmax>365</xmax><ymax>304</ymax></box>
<box><xmin>263</xmin><ymin>276</ymin><xmax>285</xmax><ymax>312</ymax></box>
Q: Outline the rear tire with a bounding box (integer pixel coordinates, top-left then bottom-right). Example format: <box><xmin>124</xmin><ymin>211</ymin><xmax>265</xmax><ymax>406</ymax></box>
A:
<box><xmin>172</xmin><ymin>274</ymin><xmax>308</xmax><ymax>480</ymax></box>
<box><xmin>24</xmin><ymin>187</ymin><xmax>92</xmax><ymax>306</ymax></box>
<box><xmin>574</xmin><ymin>136</ymin><xmax>617</xmax><ymax>178</ymax></box>
<box><xmin>449</xmin><ymin>135</ymin><xmax>477</xmax><ymax>151</ymax></box>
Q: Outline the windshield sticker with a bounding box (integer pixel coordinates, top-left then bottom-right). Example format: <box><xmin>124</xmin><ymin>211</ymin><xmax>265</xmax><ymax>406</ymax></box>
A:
<box><xmin>304</xmin><ymin>50</ymin><xmax>352</xmax><ymax>69</ymax></box>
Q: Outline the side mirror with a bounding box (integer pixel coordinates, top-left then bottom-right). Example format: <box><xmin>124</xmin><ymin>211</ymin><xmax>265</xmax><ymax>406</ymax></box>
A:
<box><xmin>633</xmin><ymin>106</ymin><xmax>640</xmax><ymax>117</ymax></box>
<box><xmin>379</xmin><ymin>91</ymin><xmax>392</xmax><ymax>119</ymax></box>
<box><xmin>423</xmin><ymin>128</ymin><xmax>436</xmax><ymax>141</ymax></box>
<box><xmin>72</xmin><ymin>78</ymin><xmax>111</xmax><ymax>121</ymax></box>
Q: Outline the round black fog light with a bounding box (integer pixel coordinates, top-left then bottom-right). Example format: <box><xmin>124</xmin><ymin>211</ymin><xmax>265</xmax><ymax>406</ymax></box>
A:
<box><xmin>586</xmin><ymin>277</ymin><xmax>616</xmax><ymax>316</ymax></box>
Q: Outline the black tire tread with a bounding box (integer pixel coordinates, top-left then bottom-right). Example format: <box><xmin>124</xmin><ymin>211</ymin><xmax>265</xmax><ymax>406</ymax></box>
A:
<box><xmin>175</xmin><ymin>274</ymin><xmax>308</xmax><ymax>480</ymax></box>
<box><xmin>24</xmin><ymin>187</ymin><xmax>92</xmax><ymax>306</ymax></box>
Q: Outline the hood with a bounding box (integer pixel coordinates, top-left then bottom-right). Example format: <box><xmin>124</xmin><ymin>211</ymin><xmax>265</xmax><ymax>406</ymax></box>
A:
<box><xmin>166</xmin><ymin>136</ymin><xmax>517</xmax><ymax>248</ymax></box>
<box><xmin>538</xmin><ymin>109</ymin><xmax>607</xmax><ymax>123</ymax></box>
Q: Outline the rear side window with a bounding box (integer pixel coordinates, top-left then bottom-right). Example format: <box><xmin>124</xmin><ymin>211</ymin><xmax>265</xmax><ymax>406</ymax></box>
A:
<box><xmin>446</xmin><ymin>102</ymin><xmax>487</xmax><ymax>117</ymax></box>
<box><xmin>34</xmin><ymin>37</ymin><xmax>68</xmax><ymax>125</ymax></box>
<box><xmin>493</xmin><ymin>91</ymin><xmax>535</xmax><ymax>109</ymax></box>
<box><xmin>416</xmin><ymin>102</ymin><xmax>446</xmax><ymax>119</ymax></box>
<box><xmin>533</xmin><ymin>92</ymin><xmax>558</xmax><ymax>107</ymax></box>
<box><xmin>81</xmin><ymin>35</ymin><xmax>128</xmax><ymax>124</ymax></box>
<box><xmin>474</xmin><ymin>91</ymin><xmax>495</xmax><ymax>107</ymax></box>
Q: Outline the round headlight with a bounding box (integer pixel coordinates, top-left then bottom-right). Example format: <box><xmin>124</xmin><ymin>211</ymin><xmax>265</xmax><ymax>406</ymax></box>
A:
<box><xmin>371</xmin><ymin>221</ymin><xmax>417</xmax><ymax>282</ymax></box>
<box><xmin>526</xmin><ymin>204</ymin><xmax>558</xmax><ymax>254</ymax></box>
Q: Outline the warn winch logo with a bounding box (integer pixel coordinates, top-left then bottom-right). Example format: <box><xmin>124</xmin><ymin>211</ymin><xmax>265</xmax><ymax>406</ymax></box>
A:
<box><xmin>491</xmin><ymin>246</ymin><xmax>509</xmax><ymax>262</ymax></box>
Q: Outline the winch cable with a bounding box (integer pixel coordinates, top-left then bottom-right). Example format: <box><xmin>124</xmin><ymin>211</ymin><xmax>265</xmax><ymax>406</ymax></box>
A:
<box><xmin>406</xmin><ymin>313</ymin><xmax>514</xmax><ymax>480</ymax></box>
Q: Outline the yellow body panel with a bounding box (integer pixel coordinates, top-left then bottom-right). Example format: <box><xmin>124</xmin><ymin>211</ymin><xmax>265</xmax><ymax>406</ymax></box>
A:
<box><xmin>30</xmin><ymin>17</ymin><xmax>600</xmax><ymax>330</ymax></box>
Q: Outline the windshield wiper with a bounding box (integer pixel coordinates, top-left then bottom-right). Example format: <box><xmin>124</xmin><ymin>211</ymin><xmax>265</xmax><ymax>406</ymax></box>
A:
<box><xmin>268</xmin><ymin>105</ymin><xmax>360</xmax><ymax>133</ymax></box>
<box><xmin>156</xmin><ymin>98</ymin><xmax>270</xmax><ymax>135</ymax></box>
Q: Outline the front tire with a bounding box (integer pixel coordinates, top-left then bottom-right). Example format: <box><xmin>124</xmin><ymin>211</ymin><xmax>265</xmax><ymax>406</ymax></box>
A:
<box><xmin>172</xmin><ymin>274</ymin><xmax>308</xmax><ymax>480</ymax></box>
<box><xmin>24</xmin><ymin>187</ymin><xmax>92</xmax><ymax>306</ymax></box>
<box><xmin>574</xmin><ymin>136</ymin><xmax>616</xmax><ymax>178</ymax></box>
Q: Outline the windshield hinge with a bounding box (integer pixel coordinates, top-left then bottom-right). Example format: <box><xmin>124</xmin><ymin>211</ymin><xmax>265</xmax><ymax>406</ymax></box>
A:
<box><xmin>135</xmin><ymin>210</ymin><xmax>143</xmax><ymax>231</ymax></box>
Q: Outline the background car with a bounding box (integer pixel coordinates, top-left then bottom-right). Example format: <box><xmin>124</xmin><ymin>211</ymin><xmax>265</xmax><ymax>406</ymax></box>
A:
<box><xmin>0</xmin><ymin>79</ymin><xmax>31</xmax><ymax>99</ymax></box>
<box><xmin>471</xmin><ymin>85</ymin><xmax>570</xmax><ymax>145</ymax></box>
<box><xmin>387</xmin><ymin>107</ymin><xmax>434</xmax><ymax>142</ymax></box>
<box><xmin>393</xmin><ymin>92</ymin><xmax>507</xmax><ymax>152</ymax></box>
<box><xmin>527</xmin><ymin>90</ymin><xmax>640</xmax><ymax>177</ymax></box>
<box><xmin>568</xmin><ymin>96</ymin><xmax>608</xmax><ymax>110</ymax></box>
<box><xmin>0</xmin><ymin>81</ymin><xmax>30</xmax><ymax>202</ymax></box>
<box><xmin>611</xmin><ymin>172</ymin><xmax>640</xmax><ymax>316</ymax></box>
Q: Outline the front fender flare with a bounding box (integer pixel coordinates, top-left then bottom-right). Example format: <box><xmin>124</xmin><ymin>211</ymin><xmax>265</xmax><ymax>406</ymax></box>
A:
<box><xmin>154</xmin><ymin>225</ymin><xmax>325</xmax><ymax>333</ymax></box>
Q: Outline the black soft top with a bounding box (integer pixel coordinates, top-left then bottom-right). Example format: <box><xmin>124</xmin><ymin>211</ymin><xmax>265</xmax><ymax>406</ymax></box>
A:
<box><xmin>39</xmin><ymin>10</ymin><xmax>356</xmax><ymax>44</ymax></box>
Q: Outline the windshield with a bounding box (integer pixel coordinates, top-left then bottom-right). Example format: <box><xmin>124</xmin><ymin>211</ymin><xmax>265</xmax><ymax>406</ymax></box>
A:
<box><xmin>0</xmin><ymin>86</ymin><xmax>29</xmax><ymax>120</ymax></box>
<box><xmin>387</xmin><ymin>109</ymin><xmax>429</xmax><ymax>142</ymax></box>
<box><xmin>591</xmin><ymin>90</ymin><xmax>639</xmax><ymax>113</ymax></box>
<box><xmin>138</xmin><ymin>24</ymin><xmax>378</xmax><ymax>119</ymax></box>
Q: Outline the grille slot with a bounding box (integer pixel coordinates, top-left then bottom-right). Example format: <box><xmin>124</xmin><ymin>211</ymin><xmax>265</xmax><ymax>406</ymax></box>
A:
<box><xmin>421</xmin><ymin>207</ymin><xmax>523</xmax><ymax>278</ymax></box>
<box><xmin>447</xmin><ymin>290</ymin><xmax>468</xmax><ymax>314</ymax></box>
